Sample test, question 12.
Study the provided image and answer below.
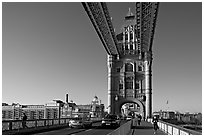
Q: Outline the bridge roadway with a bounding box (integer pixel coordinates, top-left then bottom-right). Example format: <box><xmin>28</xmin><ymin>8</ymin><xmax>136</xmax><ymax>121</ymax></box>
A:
<box><xmin>3</xmin><ymin>118</ymin><xmax>200</xmax><ymax>135</ymax></box>
<box><xmin>35</xmin><ymin>120</ymin><xmax>167</xmax><ymax>135</ymax></box>
<box><xmin>35</xmin><ymin>121</ymin><xmax>125</xmax><ymax>135</ymax></box>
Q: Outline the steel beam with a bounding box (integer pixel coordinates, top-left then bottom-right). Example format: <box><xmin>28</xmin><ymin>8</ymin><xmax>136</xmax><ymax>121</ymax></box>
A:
<box><xmin>82</xmin><ymin>2</ymin><xmax>119</xmax><ymax>55</ymax></box>
<box><xmin>136</xmin><ymin>2</ymin><xmax>159</xmax><ymax>52</ymax></box>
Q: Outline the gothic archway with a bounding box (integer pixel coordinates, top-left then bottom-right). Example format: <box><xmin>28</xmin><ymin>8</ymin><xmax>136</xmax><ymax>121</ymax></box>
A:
<box><xmin>115</xmin><ymin>98</ymin><xmax>145</xmax><ymax>119</ymax></box>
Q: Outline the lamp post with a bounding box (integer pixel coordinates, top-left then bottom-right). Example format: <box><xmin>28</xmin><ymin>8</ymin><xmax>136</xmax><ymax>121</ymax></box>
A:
<box><xmin>114</xmin><ymin>95</ymin><xmax>118</xmax><ymax>115</ymax></box>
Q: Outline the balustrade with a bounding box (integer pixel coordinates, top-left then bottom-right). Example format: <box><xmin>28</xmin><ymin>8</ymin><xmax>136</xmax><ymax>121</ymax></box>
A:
<box><xmin>147</xmin><ymin>118</ymin><xmax>202</xmax><ymax>135</ymax></box>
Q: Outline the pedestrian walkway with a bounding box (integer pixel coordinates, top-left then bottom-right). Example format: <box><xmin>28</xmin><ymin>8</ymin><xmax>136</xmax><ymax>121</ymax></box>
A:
<box><xmin>130</xmin><ymin>120</ymin><xmax>167</xmax><ymax>135</ymax></box>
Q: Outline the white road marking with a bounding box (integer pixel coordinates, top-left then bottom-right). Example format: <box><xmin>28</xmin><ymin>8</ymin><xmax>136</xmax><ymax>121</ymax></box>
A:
<box><xmin>84</xmin><ymin>129</ymin><xmax>93</xmax><ymax>132</ymax></box>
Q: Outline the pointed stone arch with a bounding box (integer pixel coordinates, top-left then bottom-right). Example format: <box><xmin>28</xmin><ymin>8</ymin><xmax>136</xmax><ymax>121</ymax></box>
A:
<box><xmin>125</xmin><ymin>62</ymin><xmax>134</xmax><ymax>72</ymax></box>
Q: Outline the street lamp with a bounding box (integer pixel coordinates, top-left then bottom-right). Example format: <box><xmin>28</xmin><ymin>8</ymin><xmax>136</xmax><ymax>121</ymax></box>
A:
<box><xmin>115</xmin><ymin>95</ymin><xmax>118</xmax><ymax>101</ymax></box>
<box><xmin>114</xmin><ymin>95</ymin><xmax>119</xmax><ymax>115</ymax></box>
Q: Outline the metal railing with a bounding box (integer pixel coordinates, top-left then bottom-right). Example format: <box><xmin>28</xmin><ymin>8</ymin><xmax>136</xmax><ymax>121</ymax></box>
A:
<box><xmin>2</xmin><ymin>117</ymin><xmax>102</xmax><ymax>134</ymax></box>
<box><xmin>147</xmin><ymin>118</ymin><xmax>202</xmax><ymax>135</ymax></box>
<box><xmin>2</xmin><ymin>118</ymin><xmax>70</xmax><ymax>132</ymax></box>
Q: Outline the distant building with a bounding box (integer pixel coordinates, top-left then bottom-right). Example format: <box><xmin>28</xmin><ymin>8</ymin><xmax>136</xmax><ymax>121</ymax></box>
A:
<box><xmin>70</xmin><ymin>104</ymin><xmax>91</xmax><ymax>118</ymax></box>
<box><xmin>76</xmin><ymin>104</ymin><xmax>91</xmax><ymax>117</ymax></box>
<box><xmin>165</xmin><ymin>111</ymin><xmax>175</xmax><ymax>119</ymax></box>
<box><xmin>153</xmin><ymin>110</ymin><xmax>175</xmax><ymax>120</ymax></box>
<box><xmin>23</xmin><ymin>105</ymin><xmax>45</xmax><ymax>119</ymax></box>
<box><xmin>44</xmin><ymin>100</ymin><xmax>78</xmax><ymax>119</ymax></box>
<box><xmin>179</xmin><ymin>113</ymin><xmax>202</xmax><ymax>124</ymax></box>
<box><xmin>44</xmin><ymin>101</ymin><xmax>59</xmax><ymax>119</ymax></box>
<box><xmin>61</xmin><ymin>94</ymin><xmax>77</xmax><ymax>118</ymax></box>
<box><xmin>153</xmin><ymin>110</ymin><xmax>202</xmax><ymax>125</ymax></box>
<box><xmin>90</xmin><ymin>96</ymin><xmax>105</xmax><ymax>118</ymax></box>
<box><xmin>121</xmin><ymin>103</ymin><xmax>132</xmax><ymax>117</ymax></box>
<box><xmin>121</xmin><ymin>104</ymin><xmax>127</xmax><ymax>116</ymax></box>
<box><xmin>2</xmin><ymin>95</ymin><xmax>105</xmax><ymax>120</ymax></box>
<box><xmin>195</xmin><ymin>113</ymin><xmax>202</xmax><ymax>124</ymax></box>
<box><xmin>2</xmin><ymin>102</ymin><xmax>59</xmax><ymax>120</ymax></box>
<box><xmin>175</xmin><ymin>112</ymin><xmax>183</xmax><ymax>121</ymax></box>
<box><xmin>61</xmin><ymin>102</ymin><xmax>76</xmax><ymax>118</ymax></box>
<box><xmin>2</xmin><ymin>103</ymin><xmax>45</xmax><ymax>120</ymax></box>
<box><xmin>68</xmin><ymin>96</ymin><xmax>105</xmax><ymax>118</ymax></box>
<box><xmin>2</xmin><ymin>103</ymin><xmax>21</xmax><ymax>120</ymax></box>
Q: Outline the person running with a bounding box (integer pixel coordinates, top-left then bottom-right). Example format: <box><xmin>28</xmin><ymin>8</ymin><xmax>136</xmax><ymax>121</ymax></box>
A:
<box><xmin>152</xmin><ymin>116</ymin><xmax>159</xmax><ymax>134</ymax></box>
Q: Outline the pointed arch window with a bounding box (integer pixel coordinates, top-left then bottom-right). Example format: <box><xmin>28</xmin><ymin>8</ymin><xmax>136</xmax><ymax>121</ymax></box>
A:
<box><xmin>125</xmin><ymin>81</ymin><xmax>133</xmax><ymax>89</ymax></box>
<box><xmin>119</xmin><ymin>84</ymin><xmax>123</xmax><ymax>89</ymax></box>
<box><xmin>125</xmin><ymin>63</ymin><xmax>133</xmax><ymax>72</ymax></box>
<box><xmin>130</xmin><ymin>31</ymin><xmax>133</xmax><ymax>40</ymax></box>
<box><xmin>138</xmin><ymin>65</ymin><xmax>143</xmax><ymax>71</ymax></box>
<box><xmin>130</xmin><ymin>43</ymin><xmax>133</xmax><ymax>50</ymax></box>
<box><xmin>136</xmin><ymin>81</ymin><xmax>140</xmax><ymax>89</ymax></box>
<box><xmin>125</xmin><ymin>44</ymin><xmax>129</xmax><ymax>50</ymax></box>
<box><xmin>125</xmin><ymin>32</ymin><xmax>128</xmax><ymax>41</ymax></box>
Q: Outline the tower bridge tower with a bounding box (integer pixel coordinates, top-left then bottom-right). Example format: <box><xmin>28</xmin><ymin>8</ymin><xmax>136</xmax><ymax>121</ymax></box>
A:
<box><xmin>82</xmin><ymin>2</ymin><xmax>159</xmax><ymax>119</ymax></box>
<box><xmin>107</xmin><ymin>8</ymin><xmax>151</xmax><ymax>118</ymax></box>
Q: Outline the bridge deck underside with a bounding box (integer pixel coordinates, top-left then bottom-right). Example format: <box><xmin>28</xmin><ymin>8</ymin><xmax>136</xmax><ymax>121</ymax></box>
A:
<box><xmin>83</xmin><ymin>2</ymin><xmax>159</xmax><ymax>56</ymax></box>
<box><xmin>82</xmin><ymin>2</ymin><xmax>119</xmax><ymax>55</ymax></box>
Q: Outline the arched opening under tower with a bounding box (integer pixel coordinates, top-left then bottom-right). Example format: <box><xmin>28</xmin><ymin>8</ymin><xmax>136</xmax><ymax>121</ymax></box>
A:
<box><xmin>121</xmin><ymin>103</ymin><xmax>141</xmax><ymax>118</ymax></box>
<box><xmin>114</xmin><ymin>98</ymin><xmax>145</xmax><ymax>119</ymax></box>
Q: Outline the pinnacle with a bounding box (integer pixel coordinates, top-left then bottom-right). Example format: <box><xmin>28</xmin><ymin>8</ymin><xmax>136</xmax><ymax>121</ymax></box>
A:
<box><xmin>126</xmin><ymin>7</ymin><xmax>134</xmax><ymax>17</ymax></box>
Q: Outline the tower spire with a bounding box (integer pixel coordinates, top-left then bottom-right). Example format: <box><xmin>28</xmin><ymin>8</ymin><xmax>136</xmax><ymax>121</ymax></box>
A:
<box><xmin>128</xmin><ymin>7</ymin><xmax>133</xmax><ymax>16</ymax></box>
<box><xmin>125</xmin><ymin>7</ymin><xmax>135</xmax><ymax>20</ymax></box>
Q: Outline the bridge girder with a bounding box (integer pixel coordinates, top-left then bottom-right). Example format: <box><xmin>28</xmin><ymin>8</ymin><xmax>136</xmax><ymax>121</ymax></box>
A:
<box><xmin>82</xmin><ymin>2</ymin><xmax>159</xmax><ymax>57</ymax></box>
<box><xmin>136</xmin><ymin>2</ymin><xmax>159</xmax><ymax>52</ymax></box>
<box><xmin>82</xmin><ymin>2</ymin><xmax>119</xmax><ymax>55</ymax></box>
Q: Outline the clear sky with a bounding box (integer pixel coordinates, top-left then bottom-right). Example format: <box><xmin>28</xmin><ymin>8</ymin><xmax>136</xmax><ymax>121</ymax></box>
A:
<box><xmin>2</xmin><ymin>2</ymin><xmax>202</xmax><ymax>113</ymax></box>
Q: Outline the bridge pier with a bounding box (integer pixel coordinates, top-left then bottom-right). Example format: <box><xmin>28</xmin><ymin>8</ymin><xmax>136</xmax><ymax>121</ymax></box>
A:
<box><xmin>144</xmin><ymin>60</ymin><xmax>152</xmax><ymax>119</ymax></box>
<box><xmin>107</xmin><ymin>55</ymin><xmax>116</xmax><ymax>114</ymax></box>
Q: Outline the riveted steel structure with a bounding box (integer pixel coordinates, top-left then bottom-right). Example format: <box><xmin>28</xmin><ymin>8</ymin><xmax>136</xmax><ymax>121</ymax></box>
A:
<box><xmin>82</xmin><ymin>2</ymin><xmax>159</xmax><ymax>119</ymax></box>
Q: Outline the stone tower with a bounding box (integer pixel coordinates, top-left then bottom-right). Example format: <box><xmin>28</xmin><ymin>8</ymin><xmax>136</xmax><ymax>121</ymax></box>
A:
<box><xmin>107</xmin><ymin>8</ymin><xmax>152</xmax><ymax>119</ymax></box>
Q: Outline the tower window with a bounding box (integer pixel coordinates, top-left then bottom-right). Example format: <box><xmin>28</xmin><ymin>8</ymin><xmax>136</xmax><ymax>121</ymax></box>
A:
<box><xmin>126</xmin><ymin>76</ymin><xmax>133</xmax><ymax>81</ymax></box>
<box><xmin>125</xmin><ymin>33</ymin><xmax>128</xmax><ymax>41</ymax></box>
<box><xmin>119</xmin><ymin>84</ymin><xmax>123</xmax><ymax>89</ymax></box>
<box><xmin>138</xmin><ymin>65</ymin><xmax>143</xmax><ymax>71</ymax></box>
<box><xmin>125</xmin><ymin>81</ymin><xmax>133</xmax><ymax>89</ymax></box>
<box><xmin>125</xmin><ymin>44</ymin><xmax>128</xmax><ymax>50</ymax></box>
<box><xmin>117</xmin><ymin>68</ymin><xmax>120</xmax><ymax>72</ymax></box>
<box><xmin>136</xmin><ymin>82</ymin><xmax>140</xmax><ymax>89</ymax></box>
<box><xmin>125</xmin><ymin>63</ymin><xmax>133</xmax><ymax>72</ymax></box>
<box><xmin>130</xmin><ymin>43</ymin><xmax>133</xmax><ymax>50</ymax></box>
<box><xmin>130</xmin><ymin>32</ymin><xmax>133</xmax><ymax>40</ymax></box>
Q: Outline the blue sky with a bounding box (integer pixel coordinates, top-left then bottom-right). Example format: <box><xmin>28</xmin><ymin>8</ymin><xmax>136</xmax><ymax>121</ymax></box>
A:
<box><xmin>2</xmin><ymin>2</ymin><xmax>202</xmax><ymax>113</ymax></box>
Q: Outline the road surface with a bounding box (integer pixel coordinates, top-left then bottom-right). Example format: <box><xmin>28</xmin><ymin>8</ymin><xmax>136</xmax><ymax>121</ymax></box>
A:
<box><xmin>35</xmin><ymin>121</ymin><xmax>119</xmax><ymax>135</ymax></box>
